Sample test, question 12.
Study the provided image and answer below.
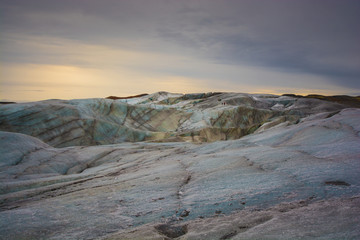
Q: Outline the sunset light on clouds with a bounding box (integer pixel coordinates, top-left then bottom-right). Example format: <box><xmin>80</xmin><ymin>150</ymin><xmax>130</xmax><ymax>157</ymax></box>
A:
<box><xmin>1</xmin><ymin>0</ymin><xmax>360</xmax><ymax>102</ymax></box>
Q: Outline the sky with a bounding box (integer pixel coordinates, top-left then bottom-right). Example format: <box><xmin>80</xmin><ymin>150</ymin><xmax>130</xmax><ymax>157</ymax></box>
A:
<box><xmin>1</xmin><ymin>0</ymin><xmax>360</xmax><ymax>102</ymax></box>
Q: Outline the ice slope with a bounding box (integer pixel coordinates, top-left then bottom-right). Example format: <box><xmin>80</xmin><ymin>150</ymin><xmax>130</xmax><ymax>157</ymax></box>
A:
<box><xmin>0</xmin><ymin>104</ymin><xmax>359</xmax><ymax>239</ymax></box>
<box><xmin>0</xmin><ymin>92</ymin><xmax>348</xmax><ymax>147</ymax></box>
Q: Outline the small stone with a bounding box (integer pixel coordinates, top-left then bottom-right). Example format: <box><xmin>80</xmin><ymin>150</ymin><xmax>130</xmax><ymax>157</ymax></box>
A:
<box><xmin>180</xmin><ymin>210</ymin><xmax>190</xmax><ymax>217</ymax></box>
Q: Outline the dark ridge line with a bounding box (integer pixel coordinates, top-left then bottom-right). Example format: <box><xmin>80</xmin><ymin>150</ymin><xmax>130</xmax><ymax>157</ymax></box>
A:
<box><xmin>325</xmin><ymin>180</ymin><xmax>350</xmax><ymax>186</ymax></box>
<box><xmin>282</xmin><ymin>94</ymin><xmax>360</xmax><ymax>108</ymax></box>
<box><xmin>106</xmin><ymin>94</ymin><xmax>149</xmax><ymax>100</ymax></box>
<box><xmin>0</xmin><ymin>102</ymin><xmax>16</xmax><ymax>104</ymax></box>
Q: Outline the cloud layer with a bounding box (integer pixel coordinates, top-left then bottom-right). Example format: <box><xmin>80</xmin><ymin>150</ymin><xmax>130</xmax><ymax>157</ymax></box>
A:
<box><xmin>1</xmin><ymin>0</ymin><xmax>360</xmax><ymax>101</ymax></box>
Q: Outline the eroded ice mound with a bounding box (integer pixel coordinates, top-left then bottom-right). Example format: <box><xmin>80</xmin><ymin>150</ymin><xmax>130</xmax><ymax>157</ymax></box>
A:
<box><xmin>0</xmin><ymin>92</ymin><xmax>349</xmax><ymax>147</ymax></box>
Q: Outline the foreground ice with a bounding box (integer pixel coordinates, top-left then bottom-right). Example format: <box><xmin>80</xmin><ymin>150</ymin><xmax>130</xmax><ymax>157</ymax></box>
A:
<box><xmin>0</xmin><ymin>93</ymin><xmax>359</xmax><ymax>239</ymax></box>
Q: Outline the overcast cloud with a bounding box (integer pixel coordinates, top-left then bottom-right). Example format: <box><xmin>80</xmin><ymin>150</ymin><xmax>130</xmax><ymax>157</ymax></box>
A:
<box><xmin>1</xmin><ymin>0</ymin><xmax>359</xmax><ymax>101</ymax></box>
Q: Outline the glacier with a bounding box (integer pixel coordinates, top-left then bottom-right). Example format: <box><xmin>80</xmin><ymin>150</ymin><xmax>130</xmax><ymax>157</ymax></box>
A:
<box><xmin>0</xmin><ymin>92</ymin><xmax>359</xmax><ymax>239</ymax></box>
